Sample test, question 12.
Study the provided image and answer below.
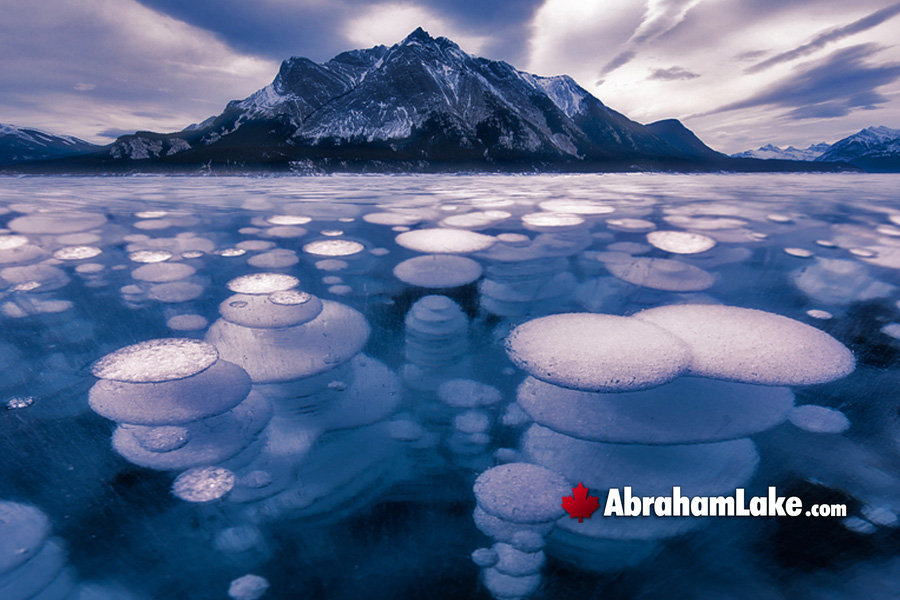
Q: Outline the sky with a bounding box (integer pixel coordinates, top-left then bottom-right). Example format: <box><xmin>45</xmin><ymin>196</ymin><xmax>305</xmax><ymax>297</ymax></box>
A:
<box><xmin>1</xmin><ymin>0</ymin><xmax>899</xmax><ymax>153</ymax></box>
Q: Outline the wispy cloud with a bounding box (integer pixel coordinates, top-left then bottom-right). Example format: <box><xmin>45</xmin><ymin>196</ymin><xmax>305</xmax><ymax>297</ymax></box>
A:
<box><xmin>704</xmin><ymin>44</ymin><xmax>900</xmax><ymax>120</ymax></box>
<box><xmin>599</xmin><ymin>0</ymin><xmax>702</xmax><ymax>77</ymax></box>
<box><xmin>746</xmin><ymin>2</ymin><xmax>900</xmax><ymax>74</ymax></box>
<box><xmin>647</xmin><ymin>66</ymin><xmax>699</xmax><ymax>81</ymax></box>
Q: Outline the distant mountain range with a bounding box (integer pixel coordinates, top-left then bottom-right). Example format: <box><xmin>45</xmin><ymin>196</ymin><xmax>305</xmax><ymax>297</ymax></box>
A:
<box><xmin>731</xmin><ymin>126</ymin><xmax>900</xmax><ymax>172</ymax></box>
<box><xmin>0</xmin><ymin>124</ymin><xmax>101</xmax><ymax>165</ymax></box>
<box><xmin>1</xmin><ymin>29</ymin><xmax>889</xmax><ymax>173</ymax></box>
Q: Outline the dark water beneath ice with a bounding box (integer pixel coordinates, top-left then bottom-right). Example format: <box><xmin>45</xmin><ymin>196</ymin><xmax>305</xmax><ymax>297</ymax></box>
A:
<box><xmin>2</xmin><ymin>173</ymin><xmax>900</xmax><ymax>600</ymax></box>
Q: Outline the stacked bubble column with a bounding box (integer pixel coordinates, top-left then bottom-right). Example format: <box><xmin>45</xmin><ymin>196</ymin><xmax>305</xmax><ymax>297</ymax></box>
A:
<box><xmin>488</xmin><ymin>307</ymin><xmax>856</xmax><ymax>589</ymax></box>
<box><xmin>474</xmin><ymin>232</ymin><xmax>591</xmax><ymax>320</ymax></box>
<box><xmin>88</xmin><ymin>339</ymin><xmax>274</xmax><ymax>506</ymax></box>
<box><xmin>0</xmin><ymin>501</ymin><xmax>78</xmax><ymax>600</ymax></box>
<box><xmin>470</xmin><ymin>464</ymin><xmax>570</xmax><ymax>600</ymax></box>
<box><xmin>205</xmin><ymin>273</ymin><xmax>403</xmax><ymax>520</ymax></box>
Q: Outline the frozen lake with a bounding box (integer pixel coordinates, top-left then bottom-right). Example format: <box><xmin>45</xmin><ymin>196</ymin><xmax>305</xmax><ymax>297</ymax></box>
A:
<box><xmin>2</xmin><ymin>173</ymin><xmax>900</xmax><ymax>600</ymax></box>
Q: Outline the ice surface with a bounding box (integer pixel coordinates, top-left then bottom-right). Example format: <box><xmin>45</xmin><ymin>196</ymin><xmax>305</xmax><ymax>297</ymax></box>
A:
<box><xmin>1</xmin><ymin>174</ymin><xmax>899</xmax><ymax>599</ymax></box>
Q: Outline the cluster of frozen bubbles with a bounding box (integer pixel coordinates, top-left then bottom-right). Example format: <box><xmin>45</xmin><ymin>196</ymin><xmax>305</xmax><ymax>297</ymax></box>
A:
<box><xmin>3</xmin><ymin>174</ymin><xmax>900</xmax><ymax>599</ymax></box>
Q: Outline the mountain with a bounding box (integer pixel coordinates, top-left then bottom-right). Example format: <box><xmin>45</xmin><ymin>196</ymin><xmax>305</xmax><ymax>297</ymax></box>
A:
<box><xmin>645</xmin><ymin>119</ymin><xmax>723</xmax><ymax>159</ymax></box>
<box><xmin>814</xmin><ymin>126</ymin><xmax>900</xmax><ymax>172</ymax></box>
<box><xmin>0</xmin><ymin>124</ymin><xmax>101</xmax><ymax>165</ymax></box>
<box><xmin>731</xmin><ymin>142</ymin><xmax>830</xmax><ymax>161</ymax></box>
<box><xmin>6</xmin><ymin>29</ymin><xmax>853</xmax><ymax>173</ymax></box>
<box><xmin>97</xmin><ymin>28</ymin><xmax>688</xmax><ymax>170</ymax></box>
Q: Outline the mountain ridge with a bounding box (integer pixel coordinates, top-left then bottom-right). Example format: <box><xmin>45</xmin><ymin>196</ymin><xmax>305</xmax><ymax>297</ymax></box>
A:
<box><xmin>0</xmin><ymin>124</ymin><xmax>102</xmax><ymax>165</ymax></box>
<box><xmin>1</xmin><ymin>28</ymin><xmax>863</xmax><ymax>173</ymax></box>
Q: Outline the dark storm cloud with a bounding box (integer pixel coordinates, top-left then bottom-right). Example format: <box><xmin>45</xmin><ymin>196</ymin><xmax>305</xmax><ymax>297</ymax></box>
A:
<box><xmin>133</xmin><ymin>0</ymin><xmax>544</xmax><ymax>63</ymax></box>
<box><xmin>707</xmin><ymin>44</ymin><xmax>900</xmax><ymax>120</ymax></box>
<box><xmin>647</xmin><ymin>66</ymin><xmax>700</xmax><ymax>81</ymax></box>
<box><xmin>746</xmin><ymin>2</ymin><xmax>900</xmax><ymax>74</ymax></box>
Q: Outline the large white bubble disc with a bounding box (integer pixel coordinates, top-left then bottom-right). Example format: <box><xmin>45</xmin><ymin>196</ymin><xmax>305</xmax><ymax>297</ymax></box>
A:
<box><xmin>505</xmin><ymin>313</ymin><xmax>692</xmax><ymax>392</ymax></box>
<box><xmin>91</xmin><ymin>338</ymin><xmax>219</xmax><ymax>383</ymax></box>
<box><xmin>634</xmin><ymin>305</ymin><xmax>855</xmax><ymax>385</ymax></box>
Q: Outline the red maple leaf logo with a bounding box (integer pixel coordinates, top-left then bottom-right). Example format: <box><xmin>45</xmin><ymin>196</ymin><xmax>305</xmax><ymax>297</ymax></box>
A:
<box><xmin>562</xmin><ymin>482</ymin><xmax>600</xmax><ymax>522</ymax></box>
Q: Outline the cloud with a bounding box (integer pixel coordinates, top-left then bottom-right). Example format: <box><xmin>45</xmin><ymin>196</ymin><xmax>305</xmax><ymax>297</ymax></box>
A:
<box><xmin>343</xmin><ymin>4</ymin><xmax>489</xmax><ymax>54</ymax></box>
<box><xmin>706</xmin><ymin>44</ymin><xmax>900</xmax><ymax>120</ymax></box>
<box><xmin>647</xmin><ymin>66</ymin><xmax>699</xmax><ymax>81</ymax></box>
<box><xmin>746</xmin><ymin>2</ymin><xmax>900</xmax><ymax>74</ymax></box>
<box><xmin>0</xmin><ymin>0</ymin><xmax>277</xmax><ymax>141</ymax></box>
<box><xmin>599</xmin><ymin>0</ymin><xmax>703</xmax><ymax>76</ymax></box>
<box><xmin>132</xmin><ymin>0</ymin><xmax>544</xmax><ymax>65</ymax></box>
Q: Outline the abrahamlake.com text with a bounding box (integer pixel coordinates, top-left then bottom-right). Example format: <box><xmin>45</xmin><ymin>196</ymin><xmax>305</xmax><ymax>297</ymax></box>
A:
<box><xmin>602</xmin><ymin>487</ymin><xmax>847</xmax><ymax>518</ymax></box>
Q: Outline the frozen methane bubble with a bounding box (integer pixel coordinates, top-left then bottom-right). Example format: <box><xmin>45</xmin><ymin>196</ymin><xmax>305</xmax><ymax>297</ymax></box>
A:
<box><xmin>226</xmin><ymin>273</ymin><xmax>299</xmax><ymax>295</ymax></box>
<box><xmin>216</xmin><ymin>248</ymin><xmax>247</xmax><ymax>257</ymax></box>
<box><xmin>131</xmin><ymin>425</ymin><xmax>191</xmax><ymax>452</ymax></box>
<box><xmin>474</xmin><ymin>463</ymin><xmax>570</xmax><ymax>524</ymax></box>
<box><xmin>395</xmin><ymin>228</ymin><xmax>496</xmax><ymax>254</ymax></box>
<box><xmin>634</xmin><ymin>305</ymin><xmax>855</xmax><ymax>385</ymax></box>
<box><xmin>219</xmin><ymin>290</ymin><xmax>323</xmax><ymax>328</ymax></box>
<box><xmin>247</xmin><ymin>249</ymin><xmax>299</xmax><ymax>269</ymax></box>
<box><xmin>302</xmin><ymin>240</ymin><xmax>365</xmax><ymax>257</ymax></box>
<box><xmin>147</xmin><ymin>282</ymin><xmax>205</xmax><ymax>303</ymax></box>
<box><xmin>267</xmin><ymin>215</ymin><xmax>311</xmax><ymax>225</ymax></box>
<box><xmin>646</xmin><ymin>231</ymin><xmax>716</xmax><ymax>254</ymax></box>
<box><xmin>515</xmin><ymin>376</ymin><xmax>794</xmax><ymax>444</ymax></box>
<box><xmin>807</xmin><ymin>310</ymin><xmax>833</xmax><ymax>320</ymax></box>
<box><xmin>607</xmin><ymin>218</ymin><xmax>656</xmax><ymax>233</ymax></box>
<box><xmin>228</xmin><ymin>574</ymin><xmax>270</xmax><ymax>600</ymax></box>
<box><xmin>52</xmin><ymin>246</ymin><xmax>102</xmax><ymax>260</ymax></box>
<box><xmin>505</xmin><ymin>313</ymin><xmax>692</xmax><ymax>392</ymax></box>
<box><xmin>393</xmin><ymin>255</ymin><xmax>483</xmax><ymax>288</ymax></box>
<box><xmin>91</xmin><ymin>338</ymin><xmax>219</xmax><ymax>383</ymax></box>
<box><xmin>439</xmin><ymin>379</ymin><xmax>502</xmax><ymax>408</ymax></box>
<box><xmin>0</xmin><ymin>235</ymin><xmax>29</xmax><ymax>250</ymax></box>
<box><xmin>131</xmin><ymin>262</ymin><xmax>196</xmax><ymax>283</ymax></box>
<box><xmin>207</xmin><ymin>299</ymin><xmax>369</xmax><ymax>383</ymax></box>
<box><xmin>7</xmin><ymin>211</ymin><xmax>107</xmax><ymax>234</ymax></box>
<box><xmin>363</xmin><ymin>212</ymin><xmax>422</xmax><ymax>226</ymax></box>
<box><xmin>789</xmin><ymin>405</ymin><xmax>850</xmax><ymax>434</ymax></box>
<box><xmin>791</xmin><ymin>258</ymin><xmax>894</xmax><ymax>305</ymax></box>
<box><xmin>172</xmin><ymin>466</ymin><xmax>236</xmax><ymax>502</ymax></box>
<box><xmin>600</xmin><ymin>254</ymin><xmax>715</xmax><ymax>292</ymax></box>
<box><xmin>521</xmin><ymin>212</ymin><xmax>585</xmax><ymax>231</ymax></box>
<box><xmin>90</xmin><ymin>356</ymin><xmax>251</xmax><ymax>425</ymax></box>
<box><xmin>0</xmin><ymin>501</ymin><xmax>50</xmax><ymax>573</ymax></box>
<box><xmin>784</xmin><ymin>247</ymin><xmax>814</xmax><ymax>258</ymax></box>
<box><xmin>128</xmin><ymin>250</ymin><xmax>173</xmax><ymax>263</ymax></box>
<box><xmin>538</xmin><ymin>200</ymin><xmax>615</xmax><ymax>215</ymax></box>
